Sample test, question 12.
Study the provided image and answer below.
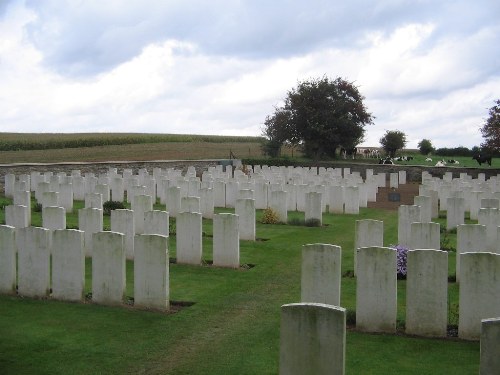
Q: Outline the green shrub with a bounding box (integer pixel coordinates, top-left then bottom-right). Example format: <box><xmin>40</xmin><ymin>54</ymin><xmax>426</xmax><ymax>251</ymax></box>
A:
<box><xmin>103</xmin><ymin>200</ymin><xmax>126</xmax><ymax>216</ymax></box>
<box><xmin>33</xmin><ymin>202</ymin><xmax>42</xmax><ymax>212</ymax></box>
<box><xmin>261</xmin><ymin>208</ymin><xmax>280</xmax><ymax>224</ymax></box>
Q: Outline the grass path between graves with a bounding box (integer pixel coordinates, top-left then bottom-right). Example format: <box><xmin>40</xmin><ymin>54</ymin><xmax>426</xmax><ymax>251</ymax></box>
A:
<box><xmin>0</xmin><ymin>204</ymin><xmax>480</xmax><ymax>374</ymax></box>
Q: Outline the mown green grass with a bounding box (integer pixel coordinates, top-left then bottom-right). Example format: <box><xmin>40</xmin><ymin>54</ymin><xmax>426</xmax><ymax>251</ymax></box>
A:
<box><xmin>0</xmin><ymin>198</ymin><xmax>479</xmax><ymax>374</ymax></box>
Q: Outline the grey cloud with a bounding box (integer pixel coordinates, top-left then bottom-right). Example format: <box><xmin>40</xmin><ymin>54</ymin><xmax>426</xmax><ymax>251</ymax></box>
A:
<box><xmin>21</xmin><ymin>0</ymin><xmax>499</xmax><ymax>80</ymax></box>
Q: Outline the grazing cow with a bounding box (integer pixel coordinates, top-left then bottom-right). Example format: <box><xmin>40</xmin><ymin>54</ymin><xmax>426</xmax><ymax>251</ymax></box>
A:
<box><xmin>447</xmin><ymin>159</ymin><xmax>460</xmax><ymax>164</ymax></box>
<box><xmin>379</xmin><ymin>157</ymin><xmax>394</xmax><ymax>165</ymax></box>
<box><xmin>425</xmin><ymin>157</ymin><xmax>433</xmax><ymax>162</ymax></box>
<box><xmin>473</xmin><ymin>154</ymin><xmax>492</xmax><ymax>166</ymax></box>
<box><xmin>340</xmin><ymin>147</ymin><xmax>357</xmax><ymax>159</ymax></box>
<box><xmin>435</xmin><ymin>160</ymin><xmax>447</xmax><ymax>167</ymax></box>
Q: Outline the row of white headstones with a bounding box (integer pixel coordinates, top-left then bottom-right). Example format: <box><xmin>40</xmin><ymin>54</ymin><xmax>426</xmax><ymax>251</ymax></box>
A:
<box><xmin>2</xmin><ymin>165</ymin><xmax>499</xmax><ymax>373</ymax></box>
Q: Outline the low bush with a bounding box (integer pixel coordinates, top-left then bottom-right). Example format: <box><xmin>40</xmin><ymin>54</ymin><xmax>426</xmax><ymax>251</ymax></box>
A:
<box><xmin>260</xmin><ymin>208</ymin><xmax>280</xmax><ymax>224</ymax></box>
<box><xmin>103</xmin><ymin>200</ymin><xmax>126</xmax><ymax>216</ymax></box>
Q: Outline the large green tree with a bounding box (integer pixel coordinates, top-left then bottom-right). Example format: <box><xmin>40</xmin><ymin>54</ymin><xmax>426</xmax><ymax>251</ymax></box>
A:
<box><xmin>262</xmin><ymin>76</ymin><xmax>374</xmax><ymax>159</ymax></box>
<box><xmin>380</xmin><ymin>130</ymin><xmax>407</xmax><ymax>157</ymax></box>
<box><xmin>480</xmin><ymin>99</ymin><xmax>500</xmax><ymax>152</ymax></box>
<box><xmin>417</xmin><ymin>138</ymin><xmax>434</xmax><ymax>155</ymax></box>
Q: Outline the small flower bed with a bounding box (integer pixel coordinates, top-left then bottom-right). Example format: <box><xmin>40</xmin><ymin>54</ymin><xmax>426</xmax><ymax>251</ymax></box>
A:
<box><xmin>390</xmin><ymin>244</ymin><xmax>409</xmax><ymax>279</ymax></box>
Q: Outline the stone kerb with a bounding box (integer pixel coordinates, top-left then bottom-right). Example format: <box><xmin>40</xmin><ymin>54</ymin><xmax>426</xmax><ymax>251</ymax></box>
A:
<box><xmin>0</xmin><ymin>225</ymin><xmax>16</xmax><ymax>294</ymax></box>
<box><xmin>409</xmin><ymin>222</ymin><xmax>440</xmax><ymax>250</ymax></box>
<box><xmin>279</xmin><ymin>303</ymin><xmax>346</xmax><ymax>375</ymax></box>
<box><xmin>456</xmin><ymin>224</ymin><xmax>486</xmax><ymax>283</ymax></box>
<box><xmin>134</xmin><ymin>234</ymin><xmax>169</xmax><ymax>311</ymax></box>
<box><xmin>354</xmin><ymin>219</ymin><xmax>383</xmax><ymax>275</ymax></box>
<box><xmin>16</xmin><ymin>227</ymin><xmax>51</xmax><ymax>298</ymax></box>
<box><xmin>301</xmin><ymin>244</ymin><xmax>341</xmax><ymax>306</ymax></box>
<box><xmin>406</xmin><ymin>249</ymin><xmax>448</xmax><ymax>337</ymax></box>
<box><xmin>176</xmin><ymin>211</ymin><xmax>202</xmax><ymax>265</ymax></box>
<box><xmin>111</xmin><ymin>209</ymin><xmax>135</xmax><ymax>260</ymax></box>
<box><xmin>459</xmin><ymin>252</ymin><xmax>500</xmax><ymax>340</ymax></box>
<box><xmin>92</xmin><ymin>231</ymin><xmax>126</xmax><ymax>306</ymax></box>
<box><xmin>51</xmin><ymin>229</ymin><xmax>85</xmax><ymax>302</ymax></box>
<box><xmin>235</xmin><ymin>198</ymin><xmax>255</xmax><ymax>241</ymax></box>
<box><xmin>213</xmin><ymin>213</ymin><xmax>240</xmax><ymax>268</ymax></box>
<box><xmin>356</xmin><ymin>246</ymin><xmax>397</xmax><ymax>333</ymax></box>
<box><xmin>480</xmin><ymin>317</ymin><xmax>500</xmax><ymax>374</ymax></box>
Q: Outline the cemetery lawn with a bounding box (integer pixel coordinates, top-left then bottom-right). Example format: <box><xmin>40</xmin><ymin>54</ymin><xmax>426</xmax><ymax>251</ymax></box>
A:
<box><xmin>0</xmin><ymin>203</ymin><xmax>479</xmax><ymax>374</ymax></box>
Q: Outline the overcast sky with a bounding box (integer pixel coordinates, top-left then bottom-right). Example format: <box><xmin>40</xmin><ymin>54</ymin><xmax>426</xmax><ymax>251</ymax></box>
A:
<box><xmin>0</xmin><ymin>0</ymin><xmax>498</xmax><ymax>148</ymax></box>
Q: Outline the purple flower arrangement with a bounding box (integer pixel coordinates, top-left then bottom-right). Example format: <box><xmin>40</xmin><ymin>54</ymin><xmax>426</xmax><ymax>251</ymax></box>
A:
<box><xmin>390</xmin><ymin>244</ymin><xmax>409</xmax><ymax>279</ymax></box>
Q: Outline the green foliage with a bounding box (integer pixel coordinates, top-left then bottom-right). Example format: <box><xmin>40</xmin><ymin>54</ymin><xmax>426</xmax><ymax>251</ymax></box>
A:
<box><xmin>379</xmin><ymin>130</ymin><xmax>407</xmax><ymax>157</ymax></box>
<box><xmin>103</xmin><ymin>200</ymin><xmax>126</xmax><ymax>216</ymax></box>
<box><xmin>480</xmin><ymin>99</ymin><xmax>500</xmax><ymax>152</ymax></box>
<box><xmin>418</xmin><ymin>139</ymin><xmax>434</xmax><ymax>155</ymax></box>
<box><xmin>435</xmin><ymin>146</ymin><xmax>473</xmax><ymax>157</ymax></box>
<box><xmin>260</xmin><ymin>207</ymin><xmax>280</xmax><ymax>224</ymax></box>
<box><xmin>0</xmin><ymin>133</ymin><xmax>264</xmax><ymax>151</ymax></box>
<box><xmin>262</xmin><ymin>76</ymin><xmax>374</xmax><ymax>160</ymax></box>
<box><xmin>33</xmin><ymin>202</ymin><xmax>43</xmax><ymax>212</ymax></box>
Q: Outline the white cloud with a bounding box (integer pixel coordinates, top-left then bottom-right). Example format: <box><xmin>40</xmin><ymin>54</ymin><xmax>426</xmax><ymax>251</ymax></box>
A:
<box><xmin>0</xmin><ymin>0</ymin><xmax>498</xmax><ymax>151</ymax></box>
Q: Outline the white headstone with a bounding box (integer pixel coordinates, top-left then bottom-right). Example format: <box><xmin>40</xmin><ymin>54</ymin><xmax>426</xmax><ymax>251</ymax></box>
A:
<box><xmin>280</xmin><ymin>303</ymin><xmax>346</xmax><ymax>375</ymax></box>
<box><xmin>213</xmin><ymin>213</ymin><xmax>240</xmax><ymax>268</ymax></box>
<box><xmin>0</xmin><ymin>225</ymin><xmax>16</xmax><ymax>294</ymax></box>
<box><xmin>176</xmin><ymin>212</ymin><xmax>202</xmax><ymax>265</ymax></box>
<box><xmin>406</xmin><ymin>249</ymin><xmax>448</xmax><ymax>337</ymax></box>
<box><xmin>356</xmin><ymin>246</ymin><xmax>397</xmax><ymax>333</ymax></box>
<box><xmin>92</xmin><ymin>231</ymin><xmax>125</xmax><ymax>306</ymax></box>
<box><xmin>459</xmin><ymin>252</ymin><xmax>500</xmax><ymax>340</ymax></box>
<box><xmin>16</xmin><ymin>227</ymin><xmax>51</xmax><ymax>297</ymax></box>
<box><xmin>51</xmin><ymin>229</ymin><xmax>85</xmax><ymax>302</ymax></box>
<box><xmin>301</xmin><ymin>244</ymin><xmax>341</xmax><ymax>306</ymax></box>
<box><xmin>134</xmin><ymin>234</ymin><xmax>169</xmax><ymax>311</ymax></box>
